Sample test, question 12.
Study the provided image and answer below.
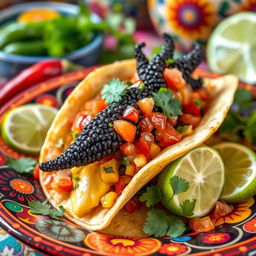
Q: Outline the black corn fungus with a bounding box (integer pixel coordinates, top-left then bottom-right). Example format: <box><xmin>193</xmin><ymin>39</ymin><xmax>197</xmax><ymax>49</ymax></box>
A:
<box><xmin>40</xmin><ymin>34</ymin><xmax>202</xmax><ymax>172</ymax></box>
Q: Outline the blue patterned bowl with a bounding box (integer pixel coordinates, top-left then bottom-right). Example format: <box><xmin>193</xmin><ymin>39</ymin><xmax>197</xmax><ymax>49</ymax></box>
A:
<box><xmin>0</xmin><ymin>2</ymin><xmax>103</xmax><ymax>78</ymax></box>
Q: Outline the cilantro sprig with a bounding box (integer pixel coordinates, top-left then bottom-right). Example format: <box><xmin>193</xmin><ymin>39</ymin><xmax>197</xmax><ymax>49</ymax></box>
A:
<box><xmin>102</xmin><ymin>78</ymin><xmax>127</xmax><ymax>104</ymax></box>
<box><xmin>153</xmin><ymin>88</ymin><xmax>182</xmax><ymax>118</ymax></box>
<box><xmin>28</xmin><ymin>201</ymin><xmax>64</xmax><ymax>220</ymax></box>
<box><xmin>140</xmin><ymin>175</ymin><xmax>197</xmax><ymax>237</ymax></box>
<box><xmin>6</xmin><ymin>157</ymin><xmax>37</xmax><ymax>177</ymax></box>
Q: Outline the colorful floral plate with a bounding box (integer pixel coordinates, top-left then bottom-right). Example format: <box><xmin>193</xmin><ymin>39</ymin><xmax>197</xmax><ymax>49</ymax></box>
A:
<box><xmin>0</xmin><ymin>68</ymin><xmax>255</xmax><ymax>256</ymax></box>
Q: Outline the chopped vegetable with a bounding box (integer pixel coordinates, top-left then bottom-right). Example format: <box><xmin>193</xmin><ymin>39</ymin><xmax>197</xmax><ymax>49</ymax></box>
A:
<box><xmin>124</xmin><ymin>200</ymin><xmax>140</xmax><ymax>214</ymax></box>
<box><xmin>101</xmin><ymin>191</ymin><xmax>118</xmax><ymax>208</ymax></box>
<box><xmin>6</xmin><ymin>157</ymin><xmax>37</xmax><ymax>177</ymax></box>
<box><xmin>134</xmin><ymin>154</ymin><xmax>147</xmax><ymax>168</ymax></box>
<box><xmin>100</xmin><ymin>159</ymin><xmax>119</xmax><ymax>183</ymax></box>
<box><xmin>113</xmin><ymin>120</ymin><xmax>136</xmax><ymax>142</ymax></box>
<box><xmin>148</xmin><ymin>112</ymin><xmax>167</xmax><ymax>130</ymax></box>
<box><xmin>72</xmin><ymin>112</ymin><xmax>92</xmax><ymax>132</ymax></box>
<box><xmin>136</xmin><ymin>98</ymin><xmax>154</xmax><ymax>115</ymax></box>
<box><xmin>183</xmin><ymin>101</ymin><xmax>201</xmax><ymax>116</ymax></box>
<box><xmin>102</xmin><ymin>78</ymin><xmax>127</xmax><ymax>104</ymax></box>
<box><xmin>28</xmin><ymin>200</ymin><xmax>65</xmax><ymax>220</ymax></box>
<box><xmin>149</xmin><ymin>143</ymin><xmax>161</xmax><ymax>158</ymax></box>
<box><xmin>134</xmin><ymin>133</ymin><xmax>154</xmax><ymax>158</ymax></box>
<box><xmin>125</xmin><ymin>164</ymin><xmax>135</xmax><ymax>176</ymax></box>
<box><xmin>59</xmin><ymin>176</ymin><xmax>73</xmax><ymax>192</ymax></box>
<box><xmin>92</xmin><ymin>99</ymin><xmax>107</xmax><ymax>115</ymax></box>
<box><xmin>115</xmin><ymin>176</ymin><xmax>126</xmax><ymax>195</ymax></box>
<box><xmin>163</xmin><ymin>68</ymin><xmax>185</xmax><ymax>90</ymax></box>
<box><xmin>139</xmin><ymin>116</ymin><xmax>154</xmax><ymax>132</ymax></box>
<box><xmin>189</xmin><ymin>217</ymin><xmax>215</xmax><ymax>233</ymax></box>
<box><xmin>179</xmin><ymin>113</ymin><xmax>201</xmax><ymax>128</ymax></box>
<box><xmin>153</xmin><ymin>88</ymin><xmax>182</xmax><ymax>118</ymax></box>
<box><xmin>33</xmin><ymin>164</ymin><xmax>40</xmax><ymax>179</ymax></box>
<box><xmin>122</xmin><ymin>106</ymin><xmax>139</xmax><ymax>122</ymax></box>
<box><xmin>120</xmin><ymin>142</ymin><xmax>137</xmax><ymax>156</ymax></box>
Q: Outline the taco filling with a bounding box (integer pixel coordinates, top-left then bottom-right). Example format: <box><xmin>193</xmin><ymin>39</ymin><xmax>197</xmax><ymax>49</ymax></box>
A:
<box><xmin>39</xmin><ymin>34</ymin><xmax>237</xmax><ymax>232</ymax></box>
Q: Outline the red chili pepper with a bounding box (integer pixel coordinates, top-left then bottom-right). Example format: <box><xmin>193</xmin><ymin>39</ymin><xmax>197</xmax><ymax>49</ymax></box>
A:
<box><xmin>0</xmin><ymin>59</ymin><xmax>81</xmax><ymax>106</ymax></box>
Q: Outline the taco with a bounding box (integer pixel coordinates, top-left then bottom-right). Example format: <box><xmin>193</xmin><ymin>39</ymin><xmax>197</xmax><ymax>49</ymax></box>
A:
<box><xmin>39</xmin><ymin>34</ymin><xmax>238</xmax><ymax>237</ymax></box>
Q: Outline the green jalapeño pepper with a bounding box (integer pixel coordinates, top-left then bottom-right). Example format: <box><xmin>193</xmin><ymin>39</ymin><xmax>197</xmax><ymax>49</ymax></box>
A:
<box><xmin>3</xmin><ymin>40</ymin><xmax>46</xmax><ymax>56</ymax></box>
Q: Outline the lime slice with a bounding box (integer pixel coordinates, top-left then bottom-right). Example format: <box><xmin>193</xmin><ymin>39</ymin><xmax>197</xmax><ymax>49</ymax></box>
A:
<box><xmin>1</xmin><ymin>104</ymin><xmax>57</xmax><ymax>155</ymax></box>
<box><xmin>207</xmin><ymin>12</ymin><xmax>256</xmax><ymax>83</ymax></box>
<box><xmin>214</xmin><ymin>142</ymin><xmax>256</xmax><ymax>203</ymax></box>
<box><xmin>158</xmin><ymin>146</ymin><xmax>225</xmax><ymax>217</ymax></box>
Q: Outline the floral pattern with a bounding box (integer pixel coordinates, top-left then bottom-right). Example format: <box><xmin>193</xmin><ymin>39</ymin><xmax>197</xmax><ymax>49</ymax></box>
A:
<box><xmin>35</xmin><ymin>94</ymin><xmax>58</xmax><ymax>108</ymax></box>
<box><xmin>166</xmin><ymin>0</ymin><xmax>217</xmax><ymax>40</ymax></box>
<box><xmin>159</xmin><ymin>243</ymin><xmax>190</xmax><ymax>255</ymax></box>
<box><xmin>213</xmin><ymin>198</ymin><xmax>254</xmax><ymax>226</ymax></box>
<box><xmin>85</xmin><ymin>232</ymin><xmax>161</xmax><ymax>255</ymax></box>
<box><xmin>202</xmin><ymin>233</ymin><xmax>231</xmax><ymax>244</ymax></box>
<box><xmin>243</xmin><ymin>218</ymin><xmax>256</xmax><ymax>233</ymax></box>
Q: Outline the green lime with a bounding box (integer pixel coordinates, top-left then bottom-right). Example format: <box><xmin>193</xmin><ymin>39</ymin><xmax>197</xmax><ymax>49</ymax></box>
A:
<box><xmin>214</xmin><ymin>142</ymin><xmax>256</xmax><ymax>203</ymax></box>
<box><xmin>1</xmin><ymin>104</ymin><xmax>57</xmax><ymax>155</ymax></box>
<box><xmin>158</xmin><ymin>146</ymin><xmax>225</xmax><ymax>217</ymax></box>
<box><xmin>207</xmin><ymin>12</ymin><xmax>256</xmax><ymax>83</ymax></box>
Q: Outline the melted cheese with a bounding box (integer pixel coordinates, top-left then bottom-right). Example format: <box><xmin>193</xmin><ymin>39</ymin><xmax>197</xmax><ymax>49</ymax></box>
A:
<box><xmin>70</xmin><ymin>163</ymin><xmax>111</xmax><ymax>217</ymax></box>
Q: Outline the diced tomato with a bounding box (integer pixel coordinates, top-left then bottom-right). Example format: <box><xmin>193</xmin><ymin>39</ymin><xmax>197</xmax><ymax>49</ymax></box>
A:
<box><xmin>92</xmin><ymin>99</ymin><xmax>107</xmax><ymax>115</ymax></box>
<box><xmin>136</xmin><ymin>98</ymin><xmax>154</xmax><ymax>115</ymax></box>
<box><xmin>139</xmin><ymin>116</ymin><xmax>153</xmax><ymax>132</ymax></box>
<box><xmin>183</xmin><ymin>102</ymin><xmax>201</xmax><ymax>116</ymax></box>
<box><xmin>134</xmin><ymin>133</ymin><xmax>154</xmax><ymax>158</ymax></box>
<box><xmin>196</xmin><ymin>88</ymin><xmax>209</xmax><ymax>101</ymax></box>
<box><xmin>120</xmin><ymin>142</ymin><xmax>138</xmax><ymax>156</ymax></box>
<box><xmin>179</xmin><ymin>113</ymin><xmax>201</xmax><ymax>128</ymax></box>
<box><xmin>58</xmin><ymin>176</ymin><xmax>73</xmax><ymax>192</ymax></box>
<box><xmin>163</xmin><ymin>68</ymin><xmax>186</xmax><ymax>90</ymax></box>
<box><xmin>43</xmin><ymin>173</ymin><xmax>54</xmax><ymax>190</ymax></box>
<box><xmin>155</xmin><ymin>123</ymin><xmax>182</xmax><ymax>147</ymax></box>
<box><xmin>122</xmin><ymin>106</ymin><xmax>139</xmax><ymax>123</ymax></box>
<box><xmin>189</xmin><ymin>217</ymin><xmax>215</xmax><ymax>233</ymax></box>
<box><xmin>211</xmin><ymin>201</ymin><xmax>233</xmax><ymax>225</ymax></box>
<box><xmin>124</xmin><ymin>200</ymin><xmax>140</xmax><ymax>214</ymax></box>
<box><xmin>179</xmin><ymin>86</ymin><xmax>191</xmax><ymax>105</ymax></box>
<box><xmin>33</xmin><ymin>164</ymin><xmax>40</xmax><ymax>179</ymax></box>
<box><xmin>72</xmin><ymin>112</ymin><xmax>92</xmax><ymax>132</ymax></box>
<box><xmin>113</xmin><ymin>120</ymin><xmax>137</xmax><ymax>142</ymax></box>
<box><xmin>115</xmin><ymin>176</ymin><xmax>126</xmax><ymax>195</ymax></box>
<box><xmin>148</xmin><ymin>112</ymin><xmax>167</xmax><ymax>130</ymax></box>
<box><xmin>168</xmin><ymin>117</ymin><xmax>178</xmax><ymax>127</ymax></box>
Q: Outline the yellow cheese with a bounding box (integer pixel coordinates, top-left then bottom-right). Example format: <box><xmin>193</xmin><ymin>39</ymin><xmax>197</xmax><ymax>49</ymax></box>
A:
<box><xmin>70</xmin><ymin>163</ymin><xmax>111</xmax><ymax>217</ymax></box>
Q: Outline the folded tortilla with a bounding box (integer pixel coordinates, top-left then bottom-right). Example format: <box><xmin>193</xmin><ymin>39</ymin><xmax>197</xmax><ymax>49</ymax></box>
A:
<box><xmin>39</xmin><ymin>59</ymin><xmax>238</xmax><ymax>236</ymax></box>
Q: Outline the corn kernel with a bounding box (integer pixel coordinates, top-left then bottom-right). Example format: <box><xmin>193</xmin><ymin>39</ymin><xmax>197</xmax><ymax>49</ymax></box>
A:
<box><xmin>150</xmin><ymin>143</ymin><xmax>161</xmax><ymax>158</ymax></box>
<box><xmin>134</xmin><ymin>154</ymin><xmax>147</xmax><ymax>168</ymax></box>
<box><xmin>182</xmin><ymin>125</ymin><xmax>193</xmax><ymax>136</ymax></box>
<box><xmin>100</xmin><ymin>159</ymin><xmax>119</xmax><ymax>183</ymax></box>
<box><xmin>101</xmin><ymin>191</ymin><xmax>118</xmax><ymax>208</ymax></box>
<box><xmin>125</xmin><ymin>164</ymin><xmax>135</xmax><ymax>176</ymax></box>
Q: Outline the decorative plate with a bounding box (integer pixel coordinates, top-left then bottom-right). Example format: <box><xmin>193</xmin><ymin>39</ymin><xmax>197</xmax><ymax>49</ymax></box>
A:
<box><xmin>0</xmin><ymin>67</ymin><xmax>255</xmax><ymax>256</ymax></box>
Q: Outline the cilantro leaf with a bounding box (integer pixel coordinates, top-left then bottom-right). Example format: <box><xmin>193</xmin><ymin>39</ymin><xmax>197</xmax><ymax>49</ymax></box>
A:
<box><xmin>180</xmin><ymin>199</ymin><xmax>196</xmax><ymax>216</ymax></box>
<box><xmin>170</xmin><ymin>176</ymin><xmax>189</xmax><ymax>195</ymax></box>
<box><xmin>244</xmin><ymin>112</ymin><xmax>256</xmax><ymax>145</ymax></box>
<box><xmin>28</xmin><ymin>201</ymin><xmax>65</xmax><ymax>220</ymax></box>
<box><xmin>143</xmin><ymin>208</ymin><xmax>169</xmax><ymax>237</ymax></box>
<box><xmin>122</xmin><ymin>156</ymin><xmax>130</xmax><ymax>166</ymax></box>
<box><xmin>104</xmin><ymin>167</ymin><xmax>114</xmax><ymax>173</ymax></box>
<box><xmin>143</xmin><ymin>209</ymin><xmax>186</xmax><ymax>238</ymax></box>
<box><xmin>139</xmin><ymin>185</ymin><xmax>162</xmax><ymax>207</ymax></box>
<box><xmin>166</xmin><ymin>216</ymin><xmax>186</xmax><ymax>238</ymax></box>
<box><xmin>153</xmin><ymin>88</ymin><xmax>182</xmax><ymax>118</ymax></box>
<box><xmin>102</xmin><ymin>78</ymin><xmax>127</xmax><ymax>104</ymax></box>
<box><xmin>234</xmin><ymin>89</ymin><xmax>253</xmax><ymax>110</ymax></box>
<box><xmin>7</xmin><ymin>157</ymin><xmax>37</xmax><ymax>177</ymax></box>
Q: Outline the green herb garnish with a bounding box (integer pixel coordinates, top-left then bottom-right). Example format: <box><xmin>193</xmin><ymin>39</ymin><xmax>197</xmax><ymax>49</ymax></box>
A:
<box><xmin>104</xmin><ymin>167</ymin><xmax>115</xmax><ymax>173</ymax></box>
<box><xmin>7</xmin><ymin>157</ymin><xmax>37</xmax><ymax>177</ymax></box>
<box><xmin>177</xmin><ymin>125</ymin><xmax>190</xmax><ymax>133</ymax></box>
<box><xmin>102</xmin><ymin>78</ymin><xmax>127</xmax><ymax>104</ymax></box>
<box><xmin>28</xmin><ymin>201</ymin><xmax>65</xmax><ymax>220</ymax></box>
<box><xmin>72</xmin><ymin>183</ymin><xmax>79</xmax><ymax>190</ymax></box>
<box><xmin>139</xmin><ymin>185</ymin><xmax>162</xmax><ymax>207</ymax></box>
<box><xmin>73</xmin><ymin>176</ymin><xmax>80</xmax><ymax>182</ymax></box>
<box><xmin>166</xmin><ymin>58</ymin><xmax>174</xmax><ymax>65</ymax></box>
<box><xmin>108</xmin><ymin>122</ymin><xmax>114</xmax><ymax>128</ymax></box>
<box><xmin>234</xmin><ymin>88</ymin><xmax>253</xmax><ymax>110</ymax></box>
<box><xmin>194</xmin><ymin>98</ymin><xmax>202</xmax><ymax>107</ymax></box>
<box><xmin>153</xmin><ymin>88</ymin><xmax>182</xmax><ymax>118</ymax></box>
<box><xmin>122</xmin><ymin>156</ymin><xmax>130</xmax><ymax>166</ymax></box>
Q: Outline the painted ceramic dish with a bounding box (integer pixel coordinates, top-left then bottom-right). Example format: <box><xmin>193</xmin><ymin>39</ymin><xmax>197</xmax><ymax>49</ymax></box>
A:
<box><xmin>0</xmin><ymin>68</ymin><xmax>255</xmax><ymax>256</ymax></box>
<box><xmin>147</xmin><ymin>0</ymin><xmax>256</xmax><ymax>51</ymax></box>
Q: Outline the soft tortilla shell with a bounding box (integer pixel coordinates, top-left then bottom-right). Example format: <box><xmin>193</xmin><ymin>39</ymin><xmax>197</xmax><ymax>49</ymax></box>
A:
<box><xmin>40</xmin><ymin>59</ymin><xmax>238</xmax><ymax>234</ymax></box>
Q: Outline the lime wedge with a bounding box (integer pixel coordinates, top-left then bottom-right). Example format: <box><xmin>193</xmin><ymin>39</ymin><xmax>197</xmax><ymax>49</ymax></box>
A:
<box><xmin>207</xmin><ymin>12</ymin><xmax>256</xmax><ymax>83</ymax></box>
<box><xmin>214</xmin><ymin>142</ymin><xmax>256</xmax><ymax>203</ymax></box>
<box><xmin>1</xmin><ymin>104</ymin><xmax>57</xmax><ymax>155</ymax></box>
<box><xmin>158</xmin><ymin>146</ymin><xmax>225</xmax><ymax>217</ymax></box>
